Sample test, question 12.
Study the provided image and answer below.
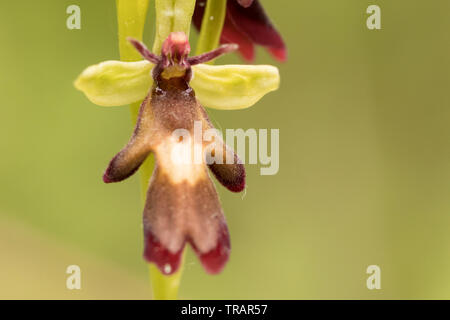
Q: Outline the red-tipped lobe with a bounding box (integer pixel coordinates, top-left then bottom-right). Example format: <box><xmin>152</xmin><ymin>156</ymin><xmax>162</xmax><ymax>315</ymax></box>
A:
<box><xmin>144</xmin><ymin>230</ymin><xmax>185</xmax><ymax>275</ymax></box>
<box><xmin>190</xmin><ymin>221</ymin><xmax>231</xmax><ymax>274</ymax></box>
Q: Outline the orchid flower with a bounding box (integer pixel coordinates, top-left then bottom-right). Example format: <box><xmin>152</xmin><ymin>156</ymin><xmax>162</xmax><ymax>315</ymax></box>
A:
<box><xmin>103</xmin><ymin>33</ymin><xmax>249</xmax><ymax>274</ymax></box>
<box><xmin>75</xmin><ymin>33</ymin><xmax>279</xmax><ymax>275</ymax></box>
<box><xmin>74</xmin><ymin>0</ymin><xmax>282</xmax><ymax>299</ymax></box>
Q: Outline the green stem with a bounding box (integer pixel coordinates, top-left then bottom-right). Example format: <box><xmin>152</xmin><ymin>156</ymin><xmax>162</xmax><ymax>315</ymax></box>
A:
<box><xmin>116</xmin><ymin>0</ymin><xmax>150</xmax><ymax>123</ymax></box>
<box><xmin>116</xmin><ymin>0</ymin><xmax>225</xmax><ymax>300</ymax></box>
<box><xmin>116</xmin><ymin>0</ymin><xmax>152</xmax><ymax>206</ymax></box>
<box><xmin>195</xmin><ymin>0</ymin><xmax>227</xmax><ymax>56</ymax></box>
<box><xmin>116</xmin><ymin>0</ymin><xmax>183</xmax><ymax>300</ymax></box>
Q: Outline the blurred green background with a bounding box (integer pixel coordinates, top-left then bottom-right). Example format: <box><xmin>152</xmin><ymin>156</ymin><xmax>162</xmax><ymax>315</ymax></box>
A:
<box><xmin>0</xmin><ymin>0</ymin><xmax>449</xmax><ymax>299</ymax></box>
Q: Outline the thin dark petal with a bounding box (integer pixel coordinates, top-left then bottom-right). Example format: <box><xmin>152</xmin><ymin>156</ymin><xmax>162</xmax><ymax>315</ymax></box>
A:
<box><xmin>227</xmin><ymin>0</ymin><xmax>286</xmax><ymax>61</ymax></box>
<box><xmin>127</xmin><ymin>37</ymin><xmax>161</xmax><ymax>64</ymax></box>
<box><xmin>236</xmin><ymin>0</ymin><xmax>254</xmax><ymax>8</ymax></box>
<box><xmin>187</xmin><ymin>44</ymin><xmax>238</xmax><ymax>65</ymax></box>
<box><xmin>207</xmin><ymin>144</ymin><xmax>246</xmax><ymax>193</ymax></box>
<box><xmin>103</xmin><ymin>95</ymin><xmax>153</xmax><ymax>183</ymax></box>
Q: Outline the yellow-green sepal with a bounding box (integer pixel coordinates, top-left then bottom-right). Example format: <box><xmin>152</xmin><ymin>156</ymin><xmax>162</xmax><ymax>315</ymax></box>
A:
<box><xmin>192</xmin><ymin>64</ymin><xmax>279</xmax><ymax>110</ymax></box>
<box><xmin>74</xmin><ymin>60</ymin><xmax>280</xmax><ymax>110</ymax></box>
<box><xmin>74</xmin><ymin>60</ymin><xmax>152</xmax><ymax>107</ymax></box>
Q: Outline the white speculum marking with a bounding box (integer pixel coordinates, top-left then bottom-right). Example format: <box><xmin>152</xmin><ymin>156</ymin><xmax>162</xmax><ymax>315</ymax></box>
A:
<box><xmin>156</xmin><ymin>136</ymin><xmax>206</xmax><ymax>185</ymax></box>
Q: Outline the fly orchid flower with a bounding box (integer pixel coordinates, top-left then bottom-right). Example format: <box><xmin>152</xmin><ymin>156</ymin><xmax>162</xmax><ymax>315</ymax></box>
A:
<box><xmin>75</xmin><ymin>32</ymin><xmax>279</xmax><ymax>275</ymax></box>
<box><xmin>193</xmin><ymin>0</ymin><xmax>287</xmax><ymax>62</ymax></box>
<box><xmin>105</xmin><ymin>33</ymin><xmax>246</xmax><ymax>274</ymax></box>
